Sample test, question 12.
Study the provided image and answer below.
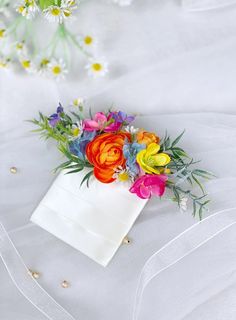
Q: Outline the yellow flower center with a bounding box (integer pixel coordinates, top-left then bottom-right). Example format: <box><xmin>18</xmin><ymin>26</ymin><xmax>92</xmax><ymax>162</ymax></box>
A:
<box><xmin>63</xmin><ymin>9</ymin><xmax>71</xmax><ymax>17</ymax></box>
<box><xmin>18</xmin><ymin>6</ymin><xmax>25</xmax><ymax>13</ymax></box>
<box><xmin>16</xmin><ymin>43</ymin><xmax>24</xmax><ymax>50</ymax></box>
<box><xmin>92</xmin><ymin>63</ymin><xmax>102</xmax><ymax>72</ymax></box>
<box><xmin>0</xmin><ymin>29</ymin><xmax>5</xmax><ymax>38</ymax></box>
<box><xmin>72</xmin><ymin>127</ymin><xmax>80</xmax><ymax>136</ymax></box>
<box><xmin>40</xmin><ymin>58</ymin><xmax>49</xmax><ymax>67</ymax></box>
<box><xmin>21</xmin><ymin>60</ymin><xmax>31</xmax><ymax>69</ymax></box>
<box><xmin>52</xmin><ymin>65</ymin><xmax>61</xmax><ymax>75</ymax></box>
<box><xmin>0</xmin><ymin>61</ymin><xmax>7</xmax><ymax>68</ymax></box>
<box><xmin>51</xmin><ymin>7</ymin><xmax>61</xmax><ymax>16</ymax></box>
<box><xmin>118</xmin><ymin>172</ymin><xmax>129</xmax><ymax>182</ymax></box>
<box><xmin>84</xmin><ymin>36</ymin><xmax>93</xmax><ymax>45</ymax></box>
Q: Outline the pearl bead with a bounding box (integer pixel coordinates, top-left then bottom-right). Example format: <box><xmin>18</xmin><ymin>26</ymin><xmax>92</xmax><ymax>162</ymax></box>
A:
<box><xmin>10</xmin><ymin>167</ymin><xmax>17</xmax><ymax>174</ymax></box>
<box><xmin>123</xmin><ymin>236</ymin><xmax>131</xmax><ymax>245</ymax></box>
<box><xmin>61</xmin><ymin>280</ymin><xmax>70</xmax><ymax>288</ymax></box>
<box><xmin>28</xmin><ymin>269</ymin><xmax>40</xmax><ymax>279</ymax></box>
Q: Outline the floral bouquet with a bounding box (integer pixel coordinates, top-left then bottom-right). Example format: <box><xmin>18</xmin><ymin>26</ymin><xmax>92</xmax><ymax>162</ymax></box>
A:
<box><xmin>30</xmin><ymin>101</ymin><xmax>213</xmax><ymax>265</ymax></box>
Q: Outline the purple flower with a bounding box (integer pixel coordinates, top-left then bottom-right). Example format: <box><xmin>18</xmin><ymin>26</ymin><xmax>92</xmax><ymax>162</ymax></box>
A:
<box><xmin>48</xmin><ymin>103</ymin><xmax>64</xmax><ymax>127</ymax></box>
<box><xmin>108</xmin><ymin>111</ymin><xmax>135</xmax><ymax>126</ymax></box>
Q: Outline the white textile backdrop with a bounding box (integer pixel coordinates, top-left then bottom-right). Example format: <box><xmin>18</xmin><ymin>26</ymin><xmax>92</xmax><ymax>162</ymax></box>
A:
<box><xmin>0</xmin><ymin>0</ymin><xmax>236</xmax><ymax>319</ymax></box>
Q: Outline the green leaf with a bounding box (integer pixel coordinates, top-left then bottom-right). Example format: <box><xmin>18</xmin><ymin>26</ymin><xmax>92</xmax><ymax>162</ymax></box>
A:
<box><xmin>65</xmin><ymin>168</ymin><xmax>84</xmax><ymax>174</ymax></box>
<box><xmin>39</xmin><ymin>0</ymin><xmax>60</xmax><ymax>10</ymax></box>
<box><xmin>80</xmin><ymin>170</ymin><xmax>94</xmax><ymax>187</ymax></box>
<box><xmin>191</xmin><ymin>174</ymin><xmax>205</xmax><ymax>195</ymax></box>
<box><xmin>171</xmin><ymin>130</ymin><xmax>185</xmax><ymax>147</ymax></box>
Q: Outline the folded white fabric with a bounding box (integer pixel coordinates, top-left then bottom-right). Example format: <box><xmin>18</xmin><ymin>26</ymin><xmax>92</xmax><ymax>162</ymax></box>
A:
<box><xmin>30</xmin><ymin>169</ymin><xmax>147</xmax><ymax>267</ymax></box>
<box><xmin>182</xmin><ymin>0</ymin><xmax>236</xmax><ymax>11</ymax></box>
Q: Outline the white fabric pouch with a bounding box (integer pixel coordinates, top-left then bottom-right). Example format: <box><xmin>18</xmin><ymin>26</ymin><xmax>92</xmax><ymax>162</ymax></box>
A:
<box><xmin>30</xmin><ymin>169</ymin><xmax>147</xmax><ymax>267</ymax></box>
<box><xmin>182</xmin><ymin>0</ymin><xmax>236</xmax><ymax>11</ymax></box>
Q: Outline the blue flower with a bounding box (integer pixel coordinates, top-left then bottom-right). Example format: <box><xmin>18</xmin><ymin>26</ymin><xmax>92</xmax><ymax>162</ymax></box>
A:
<box><xmin>48</xmin><ymin>103</ymin><xmax>63</xmax><ymax>127</ymax></box>
<box><xmin>69</xmin><ymin>131</ymin><xmax>96</xmax><ymax>160</ymax></box>
<box><xmin>123</xmin><ymin>141</ymin><xmax>145</xmax><ymax>175</ymax></box>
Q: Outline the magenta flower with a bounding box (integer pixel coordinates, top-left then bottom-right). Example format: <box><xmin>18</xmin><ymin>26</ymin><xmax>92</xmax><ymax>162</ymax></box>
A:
<box><xmin>129</xmin><ymin>174</ymin><xmax>167</xmax><ymax>199</ymax></box>
<box><xmin>83</xmin><ymin>111</ymin><xmax>135</xmax><ymax>132</ymax></box>
<box><xmin>83</xmin><ymin>112</ymin><xmax>107</xmax><ymax>131</ymax></box>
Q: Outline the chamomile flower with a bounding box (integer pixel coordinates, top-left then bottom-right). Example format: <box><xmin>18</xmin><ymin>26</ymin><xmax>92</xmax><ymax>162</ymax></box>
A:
<box><xmin>72</xmin><ymin>97</ymin><xmax>84</xmax><ymax>108</ymax></box>
<box><xmin>125</xmin><ymin>125</ymin><xmax>139</xmax><ymax>134</ymax></box>
<box><xmin>85</xmin><ymin>57</ymin><xmax>108</xmax><ymax>78</ymax></box>
<box><xmin>113</xmin><ymin>166</ymin><xmax>135</xmax><ymax>183</ymax></box>
<box><xmin>113</xmin><ymin>0</ymin><xmax>133</xmax><ymax>6</ymax></box>
<box><xmin>0</xmin><ymin>56</ymin><xmax>10</xmax><ymax>69</ymax></box>
<box><xmin>15</xmin><ymin>41</ymin><xmax>27</xmax><ymax>55</ymax></box>
<box><xmin>79</xmin><ymin>34</ymin><xmax>97</xmax><ymax>50</ymax></box>
<box><xmin>0</xmin><ymin>28</ymin><xmax>6</xmax><ymax>40</ymax></box>
<box><xmin>43</xmin><ymin>0</ymin><xmax>77</xmax><ymax>23</ymax></box>
<box><xmin>37</xmin><ymin>56</ymin><xmax>50</xmax><ymax>76</ymax></box>
<box><xmin>19</xmin><ymin>55</ymin><xmax>36</xmax><ymax>73</ymax></box>
<box><xmin>70</xmin><ymin>120</ymin><xmax>84</xmax><ymax>140</ymax></box>
<box><xmin>48</xmin><ymin>59</ymin><xmax>68</xmax><ymax>80</ymax></box>
<box><xmin>16</xmin><ymin>0</ymin><xmax>39</xmax><ymax>19</ymax></box>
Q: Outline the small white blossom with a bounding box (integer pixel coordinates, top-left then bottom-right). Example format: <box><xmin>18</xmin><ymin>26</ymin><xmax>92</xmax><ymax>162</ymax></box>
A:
<box><xmin>16</xmin><ymin>0</ymin><xmax>39</xmax><ymax>19</ymax></box>
<box><xmin>72</xmin><ymin>97</ymin><xmax>84</xmax><ymax>107</ymax></box>
<box><xmin>85</xmin><ymin>57</ymin><xmax>108</xmax><ymax>78</ymax></box>
<box><xmin>19</xmin><ymin>55</ymin><xmax>36</xmax><ymax>73</ymax></box>
<box><xmin>69</xmin><ymin>120</ymin><xmax>84</xmax><ymax>140</ymax></box>
<box><xmin>113</xmin><ymin>165</ymin><xmax>135</xmax><ymax>183</ymax></box>
<box><xmin>0</xmin><ymin>27</ymin><xmax>6</xmax><ymax>41</ymax></box>
<box><xmin>78</xmin><ymin>34</ymin><xmax>97</xmax><ymax>50</ymax></box>
<box><xmin>125</xmin><ymin>125</ymin><xmax>139</xmax><ymax>134</ymax></box>
<box><xmin>0</xmin><ymin>55</ymin><xmax>11</xmax><ymax>69</ymax></box>
<box><xmin>43</xmin><ymin>0</ymin><xmax>77</xmax><ymax>23</ymax></box>
<box><xmin>48</xmin><ymin>59</ymin><xmax>68</xmax><ymax>80</ymax></box>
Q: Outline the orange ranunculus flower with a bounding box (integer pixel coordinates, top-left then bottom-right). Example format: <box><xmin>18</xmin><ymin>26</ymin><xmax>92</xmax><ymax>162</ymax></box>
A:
<box><xmin>137</xmin><ymin>130</ymin><xmax>160</xmax><ymax>146</ymax></box>
<box><xmin>86</xmin><ymin>132</ymin><xmax>131</xmax><ymax>183</ymax></box>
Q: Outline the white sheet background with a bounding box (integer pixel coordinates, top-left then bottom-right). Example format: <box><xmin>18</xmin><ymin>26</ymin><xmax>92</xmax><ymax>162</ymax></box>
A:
<box><xmin>0</xmin><ymin>0</ymin><xmax>236</xmax><ymax>319</ymax></box>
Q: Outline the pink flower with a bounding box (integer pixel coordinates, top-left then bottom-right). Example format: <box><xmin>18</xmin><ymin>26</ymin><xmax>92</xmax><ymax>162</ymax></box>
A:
<box><xmin>129</xmin><ymin>174</ymin><xmax>167</xmax><ymax>199</ymax></box>
<box><xmin>83</xmin><ymin>111</ymin><xmax>123</xmax><ymax>132</ymax></box>
<box><xmin>83</xmin><ymin>112</ymin><xmax>108</xmax><ymax>132</ymax></box>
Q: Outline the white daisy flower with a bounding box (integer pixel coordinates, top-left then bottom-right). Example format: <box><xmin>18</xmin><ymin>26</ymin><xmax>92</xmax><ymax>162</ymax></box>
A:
<box><xmin>48</xmin><ymin>58</ymin><xmax>68</xmax><ymax>80</ymax></box>
<box><xmin>125</xmin><ymin>125</ymin><xmax>139</xmax><ymax>134</ymax></box>
<box><xmin>0</xmin><ymin>56</ymin><xmax>11</xmax><ymax>69</ymax></box>
<box><xmin>79</xmin><ymin>34</ymin><xmax>97</xmax><ymax>50</ymax></box>
<box><xmin>85</xmin><ymin>57</ymin><xmax>108</xmax><ymax>78</ymax></box>
<box><xmin>0</xmin><ymin>27</ymin><xmax>6</xmax><ymax>41</ymax></box>
<box><xmin>43</xmin><ymin>6</ymin><xmax>64</xmax><ymax>23</ymax></box>
<box><xmin>36</xmin><ymin>56</ymin><xmax>51</xmax><ymax>76</ymax></box>
<box><xmin>72</xmin><ymin>97</ymin><xmax>84</xmax><ymax>107</ymax></box>
<box><xmin>19</xmin><ymin>55</ymin><xmax>36</xmax><ymax>73</ymax></box>
<box><xmin>16</xmin><ymin>0</ymin><xmax>39</xmax><ymax>19</ymax></box>
<box><xmin>70</xmin><ymin>120</ymin><xmax>84</xmax><ymax>140</ymax></box>
<box><xmin>113</xmin><ymin>0</ymin><xmax>133</xmax><ymax>6</ymax></box>
<box><xmin>15</xmin><ymin>41</ymin><xmax>28</xmax><ymax>56</ymax></box>
<box><xmin>113</xmin><ymin>166</ymin><xmax>135</xmax><ymax>183</ymax></box>
<box><xmin>43</xmin><ymin>0</ymin><xmax>77</xmax><ymax>23</ymax></box>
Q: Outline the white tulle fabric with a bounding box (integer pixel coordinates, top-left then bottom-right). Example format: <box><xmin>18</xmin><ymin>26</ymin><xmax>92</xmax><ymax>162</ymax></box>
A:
<box><xmin>1</xmin><ymin>208</ymin><xmax>236</xmax><ymax>320</ymax></box>
<box><xmin>1</xmin><ymin>0</ymin><xmax>236</xmax><ymax>318</ymax></box>
<box><xmin>182</xmin><ymin>0</ymin><xmax>236</xmax><ymax>11</ymax></box>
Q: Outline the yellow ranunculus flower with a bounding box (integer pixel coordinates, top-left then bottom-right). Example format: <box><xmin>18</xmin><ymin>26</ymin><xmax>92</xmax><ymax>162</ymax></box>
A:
<box><xmin>136</xmin><ymin>143</ymin><xmax>171</xmax><ymax>174</ymax></box>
